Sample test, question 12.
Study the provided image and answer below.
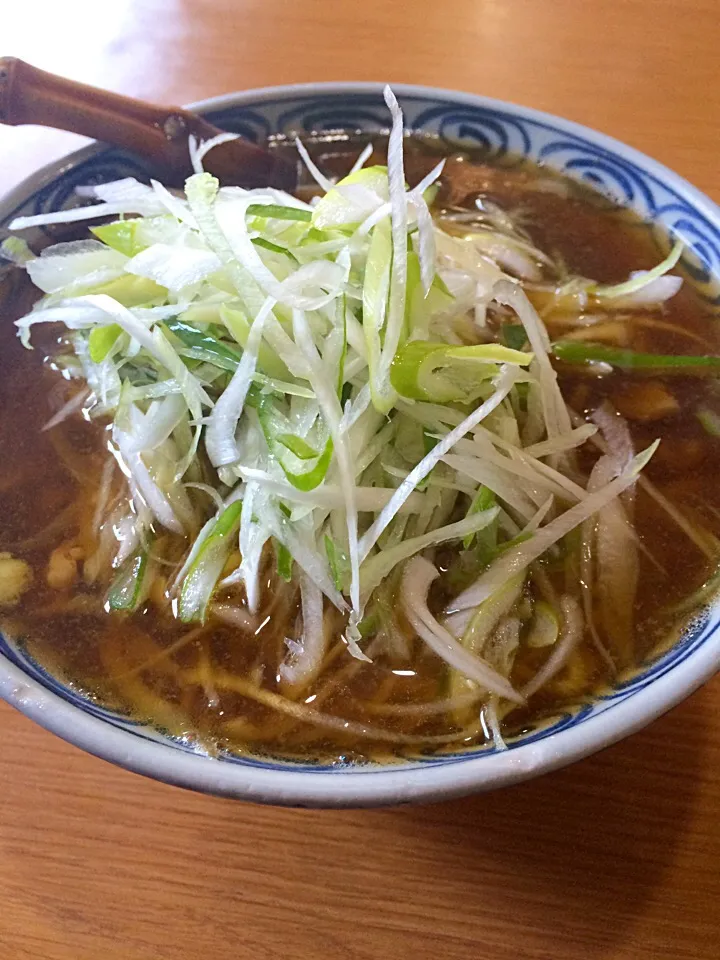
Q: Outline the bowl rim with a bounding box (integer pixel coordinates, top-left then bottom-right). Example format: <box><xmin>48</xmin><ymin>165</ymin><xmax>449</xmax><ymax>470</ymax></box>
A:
<box><xmin>2</xmin><ymin>622</ymin><xmax>718</xmax><ymax>807</ymax></box>
<box><xmin>1</xmin><ymin>80</ymin><xmax>719</xmax><ymax>807</ymax></box>
<box><xmin>2</xmin><ymin>80</ymin><xmax>719</xmax><ymax>227</ymax></box>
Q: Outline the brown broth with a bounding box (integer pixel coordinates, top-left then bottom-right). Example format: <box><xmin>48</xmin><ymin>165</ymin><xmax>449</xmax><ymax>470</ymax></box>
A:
<box><xmin>1</xmin><ymin>137</ymin><xmax>719</xmax><ymax>765</ymax></box>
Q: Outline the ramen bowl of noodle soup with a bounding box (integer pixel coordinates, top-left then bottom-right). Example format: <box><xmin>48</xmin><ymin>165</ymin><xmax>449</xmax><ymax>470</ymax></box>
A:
<box><xmin>1</xmin><ymin>83</ymin><xmax>719</xmax><ymax>807</ymax></box>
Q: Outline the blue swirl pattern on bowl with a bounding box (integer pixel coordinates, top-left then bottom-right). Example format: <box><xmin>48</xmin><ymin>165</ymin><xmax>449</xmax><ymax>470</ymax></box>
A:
<box><xmin>5</xmin><ymin>92</ymin><xmax>719</xmax><ymax>302</ymax></box>
<box><xmin>1</xmin><ymin>86</ymin><xmax>719</xmax><ymax>777</ymax></box>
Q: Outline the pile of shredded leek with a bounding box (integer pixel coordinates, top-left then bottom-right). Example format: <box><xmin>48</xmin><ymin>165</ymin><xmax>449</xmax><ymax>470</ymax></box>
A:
<box><xmin>6</xmin><ymin>87</ymin><xmax>693</xmax><ymax>720</ymax></box>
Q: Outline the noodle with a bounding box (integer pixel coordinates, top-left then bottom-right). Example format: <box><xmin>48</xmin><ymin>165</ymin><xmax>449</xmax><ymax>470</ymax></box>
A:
<box><xmin>1</xmin><ymin>131</ymin><xmax>718</xmax><ymax>765</ymax></box>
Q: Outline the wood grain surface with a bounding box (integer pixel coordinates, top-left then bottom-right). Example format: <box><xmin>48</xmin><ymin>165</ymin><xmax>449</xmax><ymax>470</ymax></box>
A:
<box><xmin>1</xmin><ymin>2</ymin><xmax>719</xmax><ymax>957</ymax></box>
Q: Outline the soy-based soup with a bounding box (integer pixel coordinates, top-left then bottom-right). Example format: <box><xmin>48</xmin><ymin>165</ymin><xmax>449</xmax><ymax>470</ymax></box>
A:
<box><xmin>1</xmin><ymin>114</ymin><xmax>718</xmax><ymax>765</ymax></box>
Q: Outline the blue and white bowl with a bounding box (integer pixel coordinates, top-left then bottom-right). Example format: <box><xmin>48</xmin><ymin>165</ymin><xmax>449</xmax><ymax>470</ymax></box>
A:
<box><xmin>1</xmin><ymin>82</ymin><xmax>719</xmax><ymax>807</ymax></box>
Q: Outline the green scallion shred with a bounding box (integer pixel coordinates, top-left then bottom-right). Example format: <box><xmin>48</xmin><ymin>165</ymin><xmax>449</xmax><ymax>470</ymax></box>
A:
<box><xmin>390</xmin><ymin>340</ymin><xmax>532</xmax><ymax>403</ymax></box>
<box><xmin>552</xmin><ymin>341</ymin><xmax>720</xmax><ymax>373</ymax></box>
<box><xmin>247</xmin><ymin>204</ymin><xmax>312</xmax><ymax>222</ymax></box>
<box><xmin>257</xmin><ymin>393</ymin><xmax>334</xmax><ymax>491</ymax></box>
<box><xmin>501</xmin><ymin>323</ymin><xmax>529</xmax><ymax>351</ymax></box>
<box><xmin>165</xmin><ymin>318</ymin><xmax>241</xmax><ymax>373</ymax></box>
<box><xmin>88</xmin><ymin>324</ymin><xmax>122</xmax><ymax>363</ymax></box>
<box><xmin>91</xmin><ymin>220</ymin><xmax>143</xmax><ymax>257</ymax></box>
<box><xmin>274</xmin><ymin>539</ymin><xmax>294</xmax><ymax>582</ymax></box>
<box><xmin>107</xmin><ymin>546</ymin><xmax>150</xmax><ymax>612</ymax></box>
<box><xmin>463</xmin><ymin>486</ymin><xmax>497</xmax><ymax>549</ymax></box>
<box><xmin>325</xmin><ymin>535</ymin><xmax>350</xmax><ymax>592</ymax></box>
<box><xmin>179</xmin><ymin>502</ymin><xmax>243</xmax><ymax>623</ymax></box>
<box><xmin>277</xmin><ymin>433</ymin><xmax>319</xmax><ymax>460</ymax></box>
<box><xmin>252</xmin><ymin>237</ymin><xmax>300</xmax><ymax>263</ymax></box>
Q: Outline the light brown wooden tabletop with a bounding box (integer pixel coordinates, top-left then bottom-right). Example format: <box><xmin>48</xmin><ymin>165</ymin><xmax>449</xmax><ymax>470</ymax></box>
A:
<box><xmin>1</xmin><ymin>2</ymin><xmax>719</xmax><ymax>958</ymax></box>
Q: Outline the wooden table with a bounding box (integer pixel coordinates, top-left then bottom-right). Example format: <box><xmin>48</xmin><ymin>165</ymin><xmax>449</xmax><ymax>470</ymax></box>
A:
<box><xmin>1</xmin><ymin>2</ymin><xmax>719</xmax><ymax>957</ymax></box>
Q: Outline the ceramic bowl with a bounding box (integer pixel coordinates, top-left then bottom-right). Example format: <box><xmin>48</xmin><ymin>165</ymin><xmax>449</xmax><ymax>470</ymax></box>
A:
<box><xmin>1</xmin><ymin>82</ymin><xmax>719</xmax><ymax>807</ymax></box>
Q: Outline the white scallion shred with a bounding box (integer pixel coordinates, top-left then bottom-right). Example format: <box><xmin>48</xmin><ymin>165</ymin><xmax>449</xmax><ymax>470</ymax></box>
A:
<box><xmin>592</xmin><ymin>240</ymin><xmax>683</xmax><ymax>300</ymax></box>
<box><xmin>206</xmin><ymin>297</ymin><xmax>275</xmax><ymax>466</ymax></box>
<box><xmin>188</xmin><ymin>132</ymin><xmax>240</xmax><ymax>175</ymax></box>
<box><xmin>295</xmin><ymin>137</ymin><xmax>334</xmax><ymax>193</ymax></box>
<box><xmin>447</xmin><ymin>441</ymin><xmax>659</xmax><ymax>614</ymax></box>
<box><xmin>401</xmin><ymin>556</ymin><xmax>524</xmax><ymax>703</ymax></box>
<box><xmin>359</xmin><ymin>365</ymin><xmax>519</xmax><ymax>561</ymax></box>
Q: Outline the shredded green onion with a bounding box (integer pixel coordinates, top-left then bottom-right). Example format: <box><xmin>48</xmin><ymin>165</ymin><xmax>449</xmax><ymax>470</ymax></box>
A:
<box><xmin>591</xmin><ymin>240</ymin><xmax>683</xmax><ymax>299</ymax></box>
<box><xmin>179</xmin><ymin>502</ymin><xmax>242</xmax><ymax>622</ymax></box>
<box><xmin>391</xmin><ymin>341</ymin><xmax>532</xmax><ymax>403</ymax></box>
<box><xmin>107</xmin><ymin>546</ymin><xmax>150</xmax><ymax>612</ymax></box>
<box><xmin>11</xmin><ymin>87</ymin><xmax>666</xmax><ymax>691</ymax></box>
<box><xmin>274</xmin><ymin>539</ymin><xmax>294</xmax><ymax>582</ymax></box>
<box><xmin>247</xmin><ymin>204</ymin><xmax>312</xmax><ymax>222</ymax></box>
<box><xmin>166</xmin><ymin>318</ymin><xmax>241</xmax><ymax>372</ymax></box>
<box><xmin>553</xmin><ymin>341</ymin><xmax>720</xmax><ymax>373</ymax></box>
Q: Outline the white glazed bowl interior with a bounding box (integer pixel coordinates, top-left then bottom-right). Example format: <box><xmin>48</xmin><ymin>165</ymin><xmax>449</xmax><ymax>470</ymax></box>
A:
<box><xmin>1</xmin><ymin>82</ymin><xmax>719</xmax><ymax>807</ymax></box>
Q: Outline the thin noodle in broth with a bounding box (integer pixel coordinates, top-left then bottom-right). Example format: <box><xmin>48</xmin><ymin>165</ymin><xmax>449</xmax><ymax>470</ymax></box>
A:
<box><xmin>1</xmin><ymin>95</ymin><xmax>719</xmax><ymax>764</ymax></box>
